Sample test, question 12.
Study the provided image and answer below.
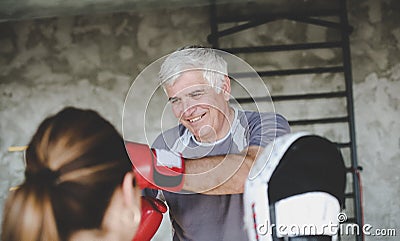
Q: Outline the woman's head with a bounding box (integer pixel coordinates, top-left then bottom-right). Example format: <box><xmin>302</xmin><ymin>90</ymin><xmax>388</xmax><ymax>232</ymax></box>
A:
<box><xmin>2</xmin><ymin>107</ymin><xmax>140</xmax><ymax>241</ymax></box>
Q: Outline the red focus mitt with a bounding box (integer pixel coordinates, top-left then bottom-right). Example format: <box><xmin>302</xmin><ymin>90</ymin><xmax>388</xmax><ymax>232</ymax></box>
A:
<box><xmin>125</xmin><ymin>141</ymin><xmax>185</xmax><ymax>192</ymax></box>
<box><xmin>132</xmin><ymin>196</ymin><xmax>168</xmax><ymax>241</ymax></box>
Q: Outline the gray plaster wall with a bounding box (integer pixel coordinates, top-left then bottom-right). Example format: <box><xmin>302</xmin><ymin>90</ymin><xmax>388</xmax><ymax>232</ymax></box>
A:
<box><xmin>0</xmin><ymin>0</ymin><xmax>399</xmax><ymax>240</ymax></box>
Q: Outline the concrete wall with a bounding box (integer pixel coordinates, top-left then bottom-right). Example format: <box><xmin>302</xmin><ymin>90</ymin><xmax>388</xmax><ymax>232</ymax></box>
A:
<box><xmin>349</xmin><ymin>0</ymin><xmax>399</xmax><ymax>239</ymax></box>
<box><xmin>0</xmin><ymin>0</ymin><xmax>399</xmax><ymax>240</ymax></box>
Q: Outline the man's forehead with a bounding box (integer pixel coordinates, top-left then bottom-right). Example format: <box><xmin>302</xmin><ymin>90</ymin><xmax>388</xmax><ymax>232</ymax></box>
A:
<box><xmin>166</xmin><ymin>71</ymin><xmax>211</xmax><ymax>96</ymax></box>
<box><xmin>167</xmin><ymin>83</ymin><xmax>211</xmax><ymax>97</ymax></box>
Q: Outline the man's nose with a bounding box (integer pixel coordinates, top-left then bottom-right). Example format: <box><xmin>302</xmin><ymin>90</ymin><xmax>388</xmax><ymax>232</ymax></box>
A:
<box><xmin>182</xmin><ymin>98</ymin><xmax>196</xmax><ymax>117</ymax></box>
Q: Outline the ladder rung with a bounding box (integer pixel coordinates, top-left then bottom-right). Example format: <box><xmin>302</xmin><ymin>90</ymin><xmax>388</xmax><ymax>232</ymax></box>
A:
<box><xmin>345</xmin><ymin>166</ymin><xmax>363</xmax><ymax>173</ymax></box>
<box><xmin>221</xmin><ymin>41</ymin><xmax>343</xmax><ymax>53</ymax></box>
<box><xmin>344</xmin><ymin>218</ymin><xmax>357</xmax><ymax>223</ymax></box>
<box><xmin>287</xmin><ymin>16</ymin><xmax>353</xmax><ymax>33</ymax></box>
<box><xmin>230</xmin><ymin>66</ymin><xmax>344</xmax><ymax>78</ymax></box>
<box><xmin>287</xmin><ymin>16</ymin><xmax>341</xmax><ymax>29</ymax></box>
<box><xmin>273</xmin><ymin>91</ymin><xmax>347</xmax><ymax>101</ymax></box>
<box><xmin>216</xmin><ymin>9</ymin><xmax>341</xmax><ymax>23</ymax></box>
<box><xmin>231</xmin><ymin>91</ymin><xmax>347</xmax><ymax>104</ymax></box>
<box><xmin>258</xmin><ymin>66</ymin><xmax>344</xmax><ymax>76</ymax></box>
<box><xmin>208</xmin><ymin>18</ymin><xmax>275</xmax><ymax>40</ymax></box>
<box><xmin>345</xmin><ymin>192</ymin><xmax>354</xmax><ymax>198</ymax></box>
<box><xmin>289</xmin><ymin>116</ymin><xmax>348</xmax><ymax>126</ymax></box>
<box><xmin>335</xmin><ymin>142</ymin><xmax>351</xmax><ymax>148</ymax></box>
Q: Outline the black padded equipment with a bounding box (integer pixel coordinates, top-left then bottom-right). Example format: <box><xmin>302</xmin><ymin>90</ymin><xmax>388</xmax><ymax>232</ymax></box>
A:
<box><xmin>268</xmin><ymin>135</ymin><xmax>346</xmax><ymax>206</ymax></box>
<box><xmin>268</xmin><ymin>135</ymin><xmax>346</xmax><ymax>241</ymax></box>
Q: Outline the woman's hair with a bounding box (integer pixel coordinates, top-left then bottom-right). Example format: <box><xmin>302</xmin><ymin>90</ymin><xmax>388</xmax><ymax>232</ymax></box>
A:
<box><xmin>1</xmin><ymin>107</ymin><xmax>133</xmax><ymax>241</ymax></box>
<box><xmin>159</xmin><ymin>46</ymin><xmax>228</xmax><ymax>93</ymax></box>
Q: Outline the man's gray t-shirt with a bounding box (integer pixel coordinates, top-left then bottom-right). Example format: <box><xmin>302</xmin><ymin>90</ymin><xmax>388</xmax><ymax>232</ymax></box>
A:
<box><xmin>145</xmin><ymin>109</ymin><xmax>290</xmax><ymax>241</ymax></box>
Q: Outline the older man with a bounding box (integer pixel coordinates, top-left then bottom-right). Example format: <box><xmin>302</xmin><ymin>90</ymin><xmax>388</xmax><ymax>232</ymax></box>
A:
<box><xmin>137</xmin><ymin>47</ymin><xmax>291</xmax><ymax>241</ymax></box>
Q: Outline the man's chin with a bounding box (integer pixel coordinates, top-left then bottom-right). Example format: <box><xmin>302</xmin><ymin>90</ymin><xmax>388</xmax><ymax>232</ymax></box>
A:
<box><xmin>198</xmin><ymin>129</ymin><xmax>219</xmax><ymax>143</ymax></box>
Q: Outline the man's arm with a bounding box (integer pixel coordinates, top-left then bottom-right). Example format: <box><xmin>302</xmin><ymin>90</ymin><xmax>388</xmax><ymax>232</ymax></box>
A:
<box><xmin>183</xmin><ymin>113</ymin><xmax>290</xmax><ymax>195</ymax></box>
<box><xmin>133</xmin><ymin>113</ymin><xmax>290</xmax><ymax>194</ymax></box>
<box><xmin>183</xmin><ymin>145</ymin><xmax>264</xmax><ymax>195</ymax></box>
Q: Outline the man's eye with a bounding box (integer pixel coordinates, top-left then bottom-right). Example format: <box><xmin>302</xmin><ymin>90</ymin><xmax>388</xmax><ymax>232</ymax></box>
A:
<box><xmin>190</xmin><ymin>91</ymin><xmax>205</xmax><ymax>98</ymax></box>
<box><xmin>169</xmin><ymin>98</ymin><xmax>180</xmax><ymax>104</ymax></box>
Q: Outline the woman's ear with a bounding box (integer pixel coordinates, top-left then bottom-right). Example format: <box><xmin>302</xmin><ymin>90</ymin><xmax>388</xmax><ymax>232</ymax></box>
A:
<box><xmin>121</xmin><ymin>172</ymin><xmax>141</xmax><ymax>224</ymax></box>
<box><xmin>121</xmin><ymin>172</ymin><xmax>135</xmax><ymax>207</ymax></box>
<box><xmin>221</xmin><ymin>75</ymin><xmax>231</xmax><ymax>101</ymax></box>
<box><xmin>120</xmin><ymin>172</ymin><xmax>141</xmax><ymax>233</ymax></box>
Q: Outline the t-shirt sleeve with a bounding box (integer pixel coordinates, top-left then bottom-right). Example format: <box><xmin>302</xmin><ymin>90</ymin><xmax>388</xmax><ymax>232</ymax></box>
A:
<box><xmin>151</xmin><ymin>133</ymin><xmax>169</xmax><ymax>149</ymax></box>
<box><xmin>248</xmin><ymin>112</ymin><xmax>291</xmax><ymax>147</ymax></box>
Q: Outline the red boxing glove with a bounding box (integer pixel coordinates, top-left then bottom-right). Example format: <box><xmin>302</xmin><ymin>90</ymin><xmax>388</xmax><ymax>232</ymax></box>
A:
<box><xmin>125</xmin><ymin>141</ymin><xmax>185</xmax><ymax>192</ymax></box>
<box><xmin>132</xmin><ymin>196</ymin><xmax>168</xmax><ymax>241</ymax></box>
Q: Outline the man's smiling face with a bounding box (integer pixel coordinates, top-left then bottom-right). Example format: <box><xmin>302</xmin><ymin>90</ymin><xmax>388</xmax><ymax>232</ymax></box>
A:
<box><xmin>165</xmin><ymin>70</ymin><xmax>232</xmax><ymax>143</ymax></box>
